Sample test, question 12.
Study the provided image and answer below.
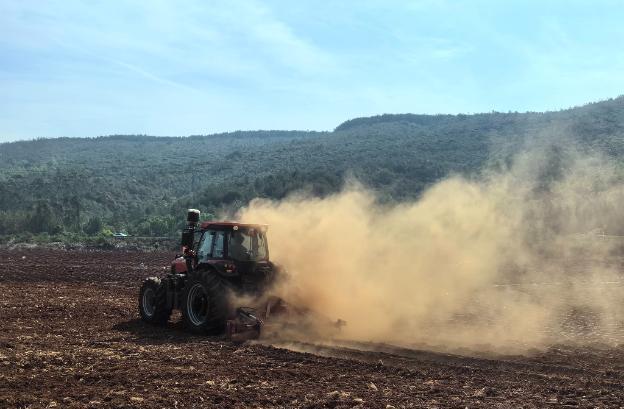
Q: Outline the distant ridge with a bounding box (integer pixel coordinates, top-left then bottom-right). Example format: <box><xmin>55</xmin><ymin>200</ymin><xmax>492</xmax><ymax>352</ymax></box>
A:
<box><xmin>2</xmin><ymin>96</ymin><xmax>624</xmax><ymax>238</ymax></box>
<box><xmin>334</xmin><ymin>95</ymin><xmax>624</xmax><ymax>131</ymax></box>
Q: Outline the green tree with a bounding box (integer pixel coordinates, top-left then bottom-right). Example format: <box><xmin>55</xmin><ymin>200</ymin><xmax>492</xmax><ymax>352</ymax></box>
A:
<box><xmin>83</xmin><ymin>216</ymin><xmax>103</xmax><ymax>236</ymax></box>
<box><xmin>28</xmin><ymin>201</ymin><xmax>61</xmax><ymax>234</ymax></box>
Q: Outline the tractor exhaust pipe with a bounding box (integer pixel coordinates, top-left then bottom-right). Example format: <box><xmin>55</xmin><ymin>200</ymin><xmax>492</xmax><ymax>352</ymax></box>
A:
<box><xmin>181</xmin><ymin>209</ymin><xmax>200</xmax><ymax>247</ymax></box>
<box><xmin>181</xmin><ymin>209</ymin><xmax>200</xmax><ymax>273</ymax></box>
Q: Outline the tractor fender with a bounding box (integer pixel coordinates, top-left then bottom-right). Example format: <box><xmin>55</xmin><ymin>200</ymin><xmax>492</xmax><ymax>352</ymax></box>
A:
<box><xmin>171</xmin><ymin>256</ymin><xmax>187</xmax><ymax>273</ymax></box>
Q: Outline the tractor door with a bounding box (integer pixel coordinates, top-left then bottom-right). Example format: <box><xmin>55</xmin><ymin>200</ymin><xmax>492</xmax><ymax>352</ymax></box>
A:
<box><xmin>196</xmin><ymin>230</ymin><xmax>226</xmax><ymax>266</ymax></box>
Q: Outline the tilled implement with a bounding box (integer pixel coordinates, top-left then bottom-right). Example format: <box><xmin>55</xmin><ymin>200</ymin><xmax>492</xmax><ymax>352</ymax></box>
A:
<box><xmin>226</xmin><ymin>296</ymin><xmax>345</xmax><ymax>342</ymax></box>
<box><xmin>226</xmin><ymin>297</ymin><xmax>288</xmax><ymax>342</ymax></box>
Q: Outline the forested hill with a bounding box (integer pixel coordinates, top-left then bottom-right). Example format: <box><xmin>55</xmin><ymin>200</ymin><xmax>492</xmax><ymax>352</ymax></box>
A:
<box><xmin>2</xmin><ymin>96</ymin><xmax>624</xmax><ymax>239</ymax></box>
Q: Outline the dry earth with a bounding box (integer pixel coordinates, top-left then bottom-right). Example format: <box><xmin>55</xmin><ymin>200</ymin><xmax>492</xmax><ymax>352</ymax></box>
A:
<box><xmin>1</xmin><ymin>249</ymin><xmax>624</xmax><ymax>408</ymax></box>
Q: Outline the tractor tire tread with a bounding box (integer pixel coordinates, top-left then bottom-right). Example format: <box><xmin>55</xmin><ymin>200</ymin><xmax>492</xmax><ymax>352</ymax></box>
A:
<box><xmin>181</xmin><ymin>269</ymin><xmax>230</xmax><ymax>334</ymax></box>
<box><xmin>139</xmin><ymin>276</ymin><xmax>172</xmax><ymax>325</ymax></box>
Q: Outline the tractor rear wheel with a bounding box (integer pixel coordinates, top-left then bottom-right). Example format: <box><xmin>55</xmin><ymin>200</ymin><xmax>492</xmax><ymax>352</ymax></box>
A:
<box><xmin>182</xmin><ymin>270</ymin><xmax>229</xmax><ymax>334</ymax></box>
<box><xmin>139</xmin><ymin>277</ymin><xmax>172</xmax><ymax>325</ymax></box>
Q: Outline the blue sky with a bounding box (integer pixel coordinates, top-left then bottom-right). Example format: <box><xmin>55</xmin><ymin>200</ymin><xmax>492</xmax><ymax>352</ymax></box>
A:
<box><xmin>1</xmin><ymin>0</ymin><xmax>624</xmax><ymax>141</ymax></box>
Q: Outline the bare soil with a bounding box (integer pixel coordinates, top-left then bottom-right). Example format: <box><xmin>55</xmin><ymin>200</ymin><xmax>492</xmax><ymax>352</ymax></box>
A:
<box><xmin>1</xmin><ymin>249</ymin><xmax>624</xmax><ymax>408</ymax></box>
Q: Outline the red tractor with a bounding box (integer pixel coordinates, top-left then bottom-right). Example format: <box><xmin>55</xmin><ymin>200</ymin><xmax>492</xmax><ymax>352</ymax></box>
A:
<box><xmin>138</xmin><ymin>209</ymin><xmax>278</xmax><ymax>336</ymax></box>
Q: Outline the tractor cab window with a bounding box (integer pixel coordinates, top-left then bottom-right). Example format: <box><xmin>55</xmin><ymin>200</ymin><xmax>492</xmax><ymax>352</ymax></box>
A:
<box><xmin>229</xmin><ymin>228</ymin><xmax>268</xmax><ymax>261</ymax></box>
<box><xmin>192</xmin><ymin>230</ymin><xmax>203</xmax><ymax>253</ymax></box>
<box><xmin>256</xmin><ymin>232</ymin><xmax>268</xmax><ymax>260</ymax></box>
<box><xmin>197</xmin><ymin>231</ymin><xmax>214</xmax><ymax>263</ymax></box>
<box><xmin>197</xmin><ymin>230</ymin><xmax>226</xmax><ymax>262</ymax></box>
<box><xmin>213</xmin><ymin>231</ymin><xmax>225</xmax><ymax>258</ymax></box>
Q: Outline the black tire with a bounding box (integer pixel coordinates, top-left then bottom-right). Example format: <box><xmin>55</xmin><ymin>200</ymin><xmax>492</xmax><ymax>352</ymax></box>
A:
<box><xmin>181</xmin><ymin>269</ymin><xmax>229</xmax><ymax>334</ymax></box>
<box><xmin>139</xmin><ymin>277</ymin><xmax>172</xmax><ymax>325</ymax></box>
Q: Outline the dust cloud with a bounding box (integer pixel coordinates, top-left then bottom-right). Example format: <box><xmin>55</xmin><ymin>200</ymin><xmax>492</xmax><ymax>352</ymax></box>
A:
<box><xmin>237</xmin><ymin>144</ymin><xmax>624</xmax><ymax>352</ymax></box>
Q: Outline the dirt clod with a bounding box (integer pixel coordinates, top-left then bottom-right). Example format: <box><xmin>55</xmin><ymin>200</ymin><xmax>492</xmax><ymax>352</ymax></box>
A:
<box><xmin>474</xmin><ymin>386</ymin><xmax>497</xmax><ymax>397</ymax></box>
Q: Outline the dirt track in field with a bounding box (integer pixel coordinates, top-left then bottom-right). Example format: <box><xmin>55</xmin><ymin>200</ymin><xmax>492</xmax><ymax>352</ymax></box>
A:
<box><xmin>1</xmin><ymin>249</ymin><xmax>624</xmax><ymax>408</ymax></box>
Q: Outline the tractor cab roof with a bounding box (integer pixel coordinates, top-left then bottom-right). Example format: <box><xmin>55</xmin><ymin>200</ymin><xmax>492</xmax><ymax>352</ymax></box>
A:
<box><xmin>199</xmin><ymin>221</ymin><xmax>268</xmax><ymax>231</ymax></box>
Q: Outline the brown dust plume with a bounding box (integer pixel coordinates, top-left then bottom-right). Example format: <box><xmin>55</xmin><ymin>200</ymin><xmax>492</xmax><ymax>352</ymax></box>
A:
<box><xmin>237</xmin><ymin>147</ymin><xmax>624</xmax><ymax>352</ymax></box>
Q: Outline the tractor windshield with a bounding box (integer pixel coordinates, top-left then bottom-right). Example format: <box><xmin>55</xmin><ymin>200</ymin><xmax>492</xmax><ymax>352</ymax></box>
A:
<box><xmin>229</xmin><ymin>229</ymin><xmax>268</xmax><ymax>261</ymax></box>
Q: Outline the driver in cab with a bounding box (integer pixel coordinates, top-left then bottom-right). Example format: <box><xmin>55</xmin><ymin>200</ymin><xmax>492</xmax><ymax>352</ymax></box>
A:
<box><xmin>229</xmin><ymin>231</ymin><xmax>249</xmax><ymax>260</ymax></box>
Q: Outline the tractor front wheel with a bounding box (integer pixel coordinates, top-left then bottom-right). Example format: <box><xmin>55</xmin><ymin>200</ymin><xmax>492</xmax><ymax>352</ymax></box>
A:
<box><xmin>139</xmin><ymin>277</ymin><xmax>172</xmax><ymax>325</ymax></box>
<box><xmin>182</xmin><ymin>270</ymin><xmax>229</xmax><ymax>334</ymax></box>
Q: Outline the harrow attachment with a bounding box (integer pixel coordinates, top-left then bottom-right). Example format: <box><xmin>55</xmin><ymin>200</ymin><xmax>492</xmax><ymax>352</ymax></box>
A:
<box><xmin>226</xmin><ymin>296</ymin><xmax>346</xmax><ymax>342</ymax></box>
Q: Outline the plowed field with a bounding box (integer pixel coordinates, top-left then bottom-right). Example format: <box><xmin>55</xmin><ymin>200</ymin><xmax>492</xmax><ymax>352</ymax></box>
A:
<box><xmin>1</xmin><ymin>249</ymin><xmax>624</xmax><ymax>408</ymax></box>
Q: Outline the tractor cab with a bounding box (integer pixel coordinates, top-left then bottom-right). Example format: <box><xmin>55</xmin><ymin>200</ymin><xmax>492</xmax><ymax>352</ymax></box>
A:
<box><xmin>171</xmin><ymin>211</ymin><xmax>274</xmax><ymax>293</ymax></box>
<box><xmin>194</xmin><ymin>222</ymin><xmax>269</xmax><ymax>263</ymax></box>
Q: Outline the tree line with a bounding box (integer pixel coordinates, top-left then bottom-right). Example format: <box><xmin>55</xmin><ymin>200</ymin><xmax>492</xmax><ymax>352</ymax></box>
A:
<box><xmin>2</xmin><ymin>96</ymin><xmax>624</xmax><ymax>241</ymax></box>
